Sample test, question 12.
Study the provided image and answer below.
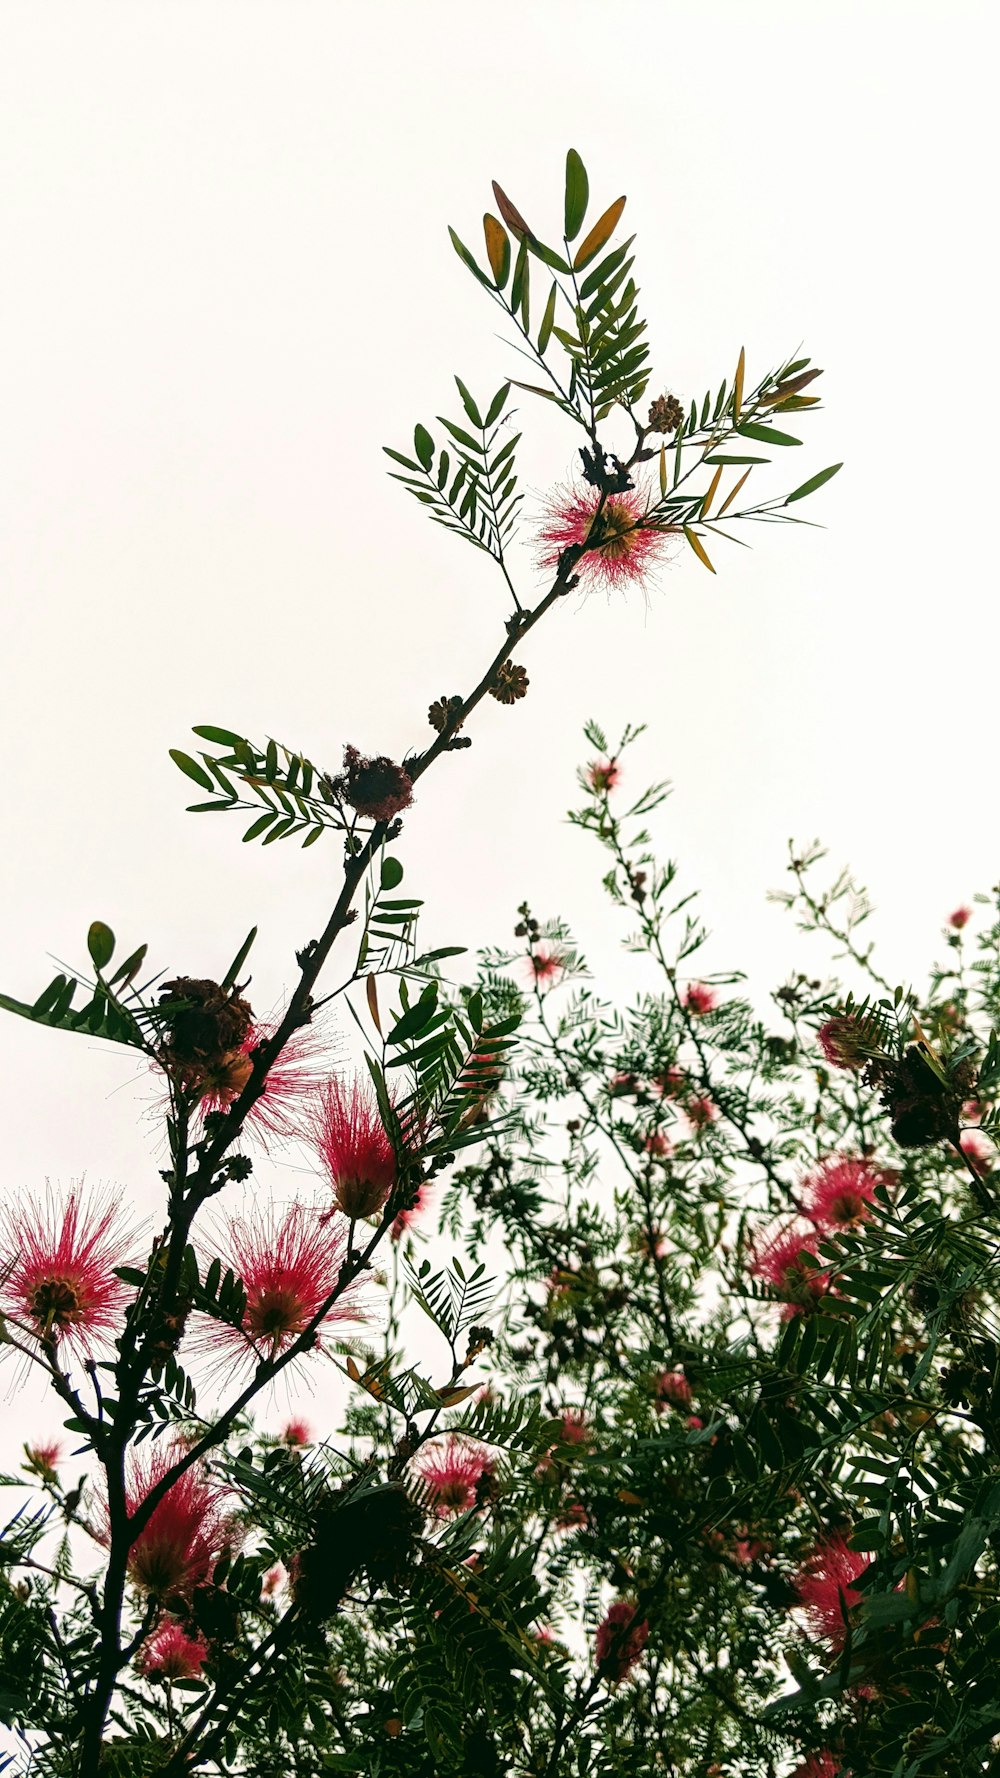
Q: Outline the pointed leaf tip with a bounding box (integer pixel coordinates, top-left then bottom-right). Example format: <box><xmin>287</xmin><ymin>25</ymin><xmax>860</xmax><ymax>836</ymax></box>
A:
<box><xmin>491</xmin><ymin>180</ymin><xmax>532</xmax><ymax>239</ymax></box>
<box><xmin>572</xmin><ymin>196</ymin><xmax>626</xmax><ymax>270</ymax></box>
<box><xmin>482</xmin><ymin>213</ymin><xmax>511</xmax><ymax>288</ymax></box>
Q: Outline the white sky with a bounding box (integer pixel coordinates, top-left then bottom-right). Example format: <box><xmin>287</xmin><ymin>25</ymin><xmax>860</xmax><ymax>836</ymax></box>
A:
<box><xmin>1</xmin><ymin>0</ymin><xmax>997</xmax><ymax>1468</ymax></box>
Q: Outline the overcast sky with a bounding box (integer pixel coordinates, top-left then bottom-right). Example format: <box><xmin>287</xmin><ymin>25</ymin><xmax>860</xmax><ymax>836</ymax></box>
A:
<box><xmin>1</xmin><ymin>1</ymin><xmax>996</xmax><ymax>1465</ymax></box>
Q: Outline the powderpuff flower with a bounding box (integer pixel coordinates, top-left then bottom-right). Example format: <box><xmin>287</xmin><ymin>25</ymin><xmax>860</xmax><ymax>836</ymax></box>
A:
<box><xmin>0</xmin><ymin>1184</ymin><xmax>138</xmax><ymax>1365</ymax></box>
<box><xmin>281</xmin><ymin>1418</ymin><xmax>313</xmax><ymax>1447</ymax></box>
<box><xmin>391</xmin><ymin>1182</ymin><xmax>436</xmax><ymax>1244</ymax></box>
<box><xmin>308</xmin><ymin>1077</ymin><xmax>397</xmax><ymax>1220</ymax></box>
<box><xmin>122</xmin><ymin>1444</ymin><xmax>236</xmax><ymax>1600</ymax></box>
<box><xmin>191</xmin><ymin>1020</ymin><xmax>327</xmax><ymax>1151</ymax></box>
<box><xmin>528</xmin><ymin>947</ymin><xmax>567</xmax><ymax>988</ymax></box>
<box><xmin>609</xmin><ymin>1071</ymin><xmax>640</xmax><ymax>1097</ymax></box>
<box><xmin>804</xmin><ymin>1156</ymin><xmax>885</xmax><ymax>1228</ymax></box>
<box><xmin>536</xmin><ymin>482</ymin><xmax>670</xmax><ymax>593</ymax></box>
<box><xmin>137</xmin><ymin>1621</ymin><xmax>209</xmax><ymax>1682</ymax></box>
<box><xmin>961</xmin><ymin>1128</ymin><xmax>994</xmax><ymax>1176</ymax></box>
<box><xmin>655</xmin><ymin>1370</ymin><xmax>692</xmax><ymax>1410</ymax></box>
<box><xmin>261</xmin><ymin>1562</ymin><xmax>288</xmax><ymax>1598</ymax></box>
<box><xmin>555</xmin><ymin>1502</ymin><xmax>589</xmax><ymax>1531</ymax></box>
<box><xmin>686</xmin><ymin>1095</ymin><xmax>717</xmax><ymax>1131</ymax></box>
<box><xmin>948</xmin><ymin>906</ymin><xmax>972</xmax><ymax>930</ymax></box>
<box><xmin>594</xmin><ymin>1600</ymin><xmax>649</xmax><ymax>1682</ymax></box>
<box><xmin>643</xmin><ymin>1132</ymin><xmax>672</xmax><ymax>1159</ymax></box>
<box><xmin>25</xmin><ymin>1442</ymin><xmax>61</xmax><ymax>1480</ymax></box>
<box><xmin>817</xmin><ymin>1016</ymin><xmax>867</xmax><ymax>1073</ymax></box>
<box><xmin>749</xmin><ymin>1224</ymin><xmax>832</xmax><ymax>1318</ymax></box>
<box><xmin>684</xmin><ymin>983</ymin><xmax>716</xmax><ymax>1016</ymax></box>
<box><xmin>195</xmin><ymin>1202</ymin><xmax>366</xmax><ymax>1375</ymax></box>
<box><xmin>586</xmin><ymin>758</ymin><xmax>620</xmax><ymax>793</ymax></box>
<box><xmin>412</xmin><ymin>1435</ymin><xmax>493</xmax><ymax>1516</ymax></box>
<box><xmin>793</xmin><ymin>1535</ymin><xmax>868</xmax><ymax>1650</ymax></box>
<box><xmin>654</xmin><ymin>1067</ymin><xmax>686</xmax><ymax>1098</ymax></box>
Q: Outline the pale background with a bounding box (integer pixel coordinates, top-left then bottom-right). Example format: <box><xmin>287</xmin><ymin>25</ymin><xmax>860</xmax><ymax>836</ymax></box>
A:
<box><xmin>1</xmin><ymin>0</ymin><xmax>996</xmax><ymax>1475</ymax></box>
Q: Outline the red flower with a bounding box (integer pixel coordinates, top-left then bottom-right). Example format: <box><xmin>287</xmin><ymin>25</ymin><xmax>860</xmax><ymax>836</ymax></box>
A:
<box><xmin>536</xmin><ymin>483</ymin><xmax>670</xmax><ymax>592</ymax></box>
<box><xmin>684</xmin><ymin>983</ymin><xmax>716</xmax><ymax>1016</ymax></box>
<box><xmin>282</xmin><ymin>1418</ymin><xmax>313</xmax><ymax>1447</ymax></box>
<box><xmin>643</xmin><ymin>1131</ymin><xmax>672</xmax><ymax>1158</ymax></box>
<box><xmin>193</xmin><ymin>1021</ymin><xmax>326</xmax><ymax>1150</ymax></box>
<box><xmin>791</xmin><ymin>1754</ymin><xmax>842</xmax><ymax>1778</ymax></box>
<box><xmin>594</xmin><ymin>1599</ymin><xmax>649</xmax><ymax>1682</ymax></box>
<box><xmin>196</xmin><ymin>1201</ymin><xmax>366</xmax><ymax>1373</ymax></box>
<box><xmin>0</xmin><ymin>1184</ymin><xmax>137</xmax><ymax>1363</ymax></box>
<box><xmin>586</xmin><ymin>758</ymin><xmax>620</xmax><ymax>793</ymax></box>
<box><xmin>25</xmin><ymin>1442</ymin><xmax>61</xmax><ymax>1480</ymax></box>
<box><xmin>413</xmin><ymin>1435</ymin><xmax>493</xmax><ymax>1515</ymax></box>
<box><xmin>803</xmin><ymin>1156</ymin><xmax>884</xmax><ymax>1228</ymax></box>
<box><xmin>655</xmin><ymin>1370</ymin><xmax>692</xmax><ymax>1410</ymax></box>
<box><xmin>137</xmin><ymin>1620</ymin><xmax>209</xmax><ymax>1681</ymax></box>
<box><xmin>817</xmin><ymin>1016</ymin><xmax>867</xmax><ymax>1072</ymax></box>
<box><xmin>749</xmin><ymin>1224</ymin><xmax>832</xmax><ymax>1317</ymax></box>
<box><xmin>793</xmin><ymin>1535</ymin><xmax>868</xmax><ymax>1650</ymax></box>
<box><xmin>123</xmin><ymin>1445</ymin><xmax>235</xmax><ymax>1599</ymax></box>
<box><xmin>948</xmin><ymin>906</ymin><xmax>972</xmax><ymax>930</ymax></box>
<box><xmin>308</xmin><ymin>1077</ymin><xmax>397</xmax><ymax>1219</ymax></box>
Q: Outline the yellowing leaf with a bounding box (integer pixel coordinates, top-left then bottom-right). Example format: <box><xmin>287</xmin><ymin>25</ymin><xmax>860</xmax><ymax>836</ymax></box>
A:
<box><xmin>659</xmin><ymin>444</ymin><xmax>667</xmax><ymax>498</ymax></box>
<box><xmin>572</xmin><ymin>196</ymin><xmax>627</xmax><ymax>270</ymax></box>
<box><xmin>483</xmin><ymin>213</ymin><xmax>511</xmax><ymax>287</ymax></box>
<box><xmin>345</xmin><ymin>1356</ymin><xmax>362</xmax><ymax>1382</ymax></box>
<box><xmin>701</xmin><ymin>464</ymin><xmax>724</xmax><ymax>519</ymax></box>
<box><xmin>435</xmin><ymin>1384</ymin><xmax>480</xmax><ymax>1407</ymax></box>
<box><xmin>716</xmin><ymin>466</ymin><xmax>752</xmax><ymax>517</ymax></box>
<box><xmin>733</xmin><ymin>346</ymin><xmax>745</xmax><ymax>425</ymax></box>
<box><xmin>366</xmin><ymin>973</ymin><xmax>381</xmax><ymax>1035</ymax></box>
<box><xmin>683</xmin><ymin>526</ymin><xmax>716</xmax><ymax>574</ymax></box>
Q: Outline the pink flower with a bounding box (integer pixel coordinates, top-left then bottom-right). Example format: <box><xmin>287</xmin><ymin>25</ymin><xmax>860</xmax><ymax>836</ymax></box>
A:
<box><xmin>586</xmin><ymin>758</ymin><xmax>620</xmax><ymax>793</ymax></box>
<box><xmin>609</xmin><ymin>1071</ymin><xmax>640</xmax><ymax>1097</ymax></box>
<box><xmin>656</xmin><ymin>1370</ymin><xmax>692</xmax><ymax>1410</ymax></box>
<box><xmin>961</xmin><ymin>1128</ymin><xmax>993</xmax><ymax>1176</ymax></box>
<box><xmin>528</xmin><ymin>946</ymin><xmax>567</xmax><ymax>987</ymax></box>
<box><xmin>123</xmin><ymin>1445</ymin><xmax>235</xmax><ymax>1600</ymax></box>
<box><xmin>817</xmin><ymin>1016</ymin><xmax>867</xmax><ymax>1072</ymax></box>
<box><xmin>413</xmin><ymin>1435</ymin><xmax>493</xmax><ymax>1516</ymax></box>
<box><xmin>793</xmin><ymin>1535</ymin><xmax>868</xmax><ymax>1650</ymax></box>
<box><xmin>948</xmin><ymin>906</ymin><xmax>972</xmax><ymax>930</ymax></box>
<box><xmin>803</xmin><ymin>1156</ymin><xmax>884</xmax><ymax>1228</ymax></box>
<box><xmin>308</xmin><ymin>1077</ymin><xmax>397</xmax><ymax>1219</ymax></box>
<box><xmin>684</xmin><ymin>983</ymin><xmax>716</xmax><ymax>1016</ymax></box>
<box><xmin>594</xmin><ymin>1599</ymin><xmax>649</xmax><ymax>1682</ymax></box>
<box><xmin>654</xmin><ymin>1067</ymin><xmax>686</xmax><ymax>1098</ymax></box>
<box><xmin>281</xmin><ymin>1418</ymin><xmax>312</xmax><ymax>1447</ymax></box>
<box><xmin>193</xmin><ymin>1021</ymin><xmax>326</xmax><ymax>1150</ymax></box>
<box><xmin>687</xmin><ymin>1095</ymin><xmax>717</xmax><ymax>1131</ymax></box>
<box><xmin>25</xmin><ymin>1441</ymin><xmax>61</xmax><ymax>1480</ymax></box>
<box><xmin>536</xmin><ymin>483</ymin><xmax>670</xmax><ymax>592</ymax></box>
<box><xmin>643</xmin><ymin>1132</ymin><xmax>671</xmax><ymax>1158</ymax></box>
<box><xmin>555</xmin><ymin>1501</ymin><xmax>589</xmax><ymax>1531</ymax></box>
<box><xmin>391</xmin><ymin>1181</ymin><xmax>436</xmax><ymax>1243</ymax></box>
<box><xmin>137</xmin><ymin>1621</ymin><xmax>209</xmax><ymax>1681</ymax></box>
<box><xmin>0</xmin><ymin>1184</ymin><xmax>137</xmax><ymax>1363</ymax></box>
<box><xmin>559</xmin><ymin>1409</ymin><xmax>591</xmax><ymax>1446</ymax></box>
<box><xmin>749</xmin><ymin>1224</ymin><xmax>832</xmax><ymax>1317</ymax></box>
<box><xmin>196</xmin><ymin>1201</ymin><xmax>366</xmax><ymax>1373</ymax></box>
<box><xmin>261</xmin><ymin>1562</ymin><xmax>287</xmax><ymax>1598</ymax></box>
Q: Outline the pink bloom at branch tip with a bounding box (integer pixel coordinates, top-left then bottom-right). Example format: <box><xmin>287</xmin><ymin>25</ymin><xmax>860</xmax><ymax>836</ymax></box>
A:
<box><xmin>0</xmin><ymin>1183</ymin><xmax>138</xmax><ymax>1364</ymax></box>
<box><xmin>308</xmin><ymin>1076</ymin><xmax>397</xmax><ymax>1220</ymax></box>
<box><xmin>536</xmin><ymin>483</ymin><xmax>671</xmax><ymax>593</ymax></box>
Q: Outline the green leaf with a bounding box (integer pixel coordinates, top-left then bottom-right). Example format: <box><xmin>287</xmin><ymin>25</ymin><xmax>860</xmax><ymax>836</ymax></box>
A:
<box><xmin>222</xmin><ymin>927</ymin><xmax>257</xmax><ymax>991</ymax></box>
<box><xmin>381</xmin><ymin>856</ymin><xmax>404</xmax><ymax>891</ymax></box>
<box><xmin>110</xmin><ymin>944</ymin><xmax>148</xmax><ymax>988</ymax></box>
<box><xmin>785</xmin><ymin>462</ymin><xmax>843</xmax><ymax>504</ymax></box>
<box><xmin>538</xmin><ymin>281</ymin><xmax>557</xmax><ymax>355</ymax></box>
<box><xmin>242</xmin><ymin>812</ymin><xmax>276</xmax><ymax>843</ymax></box>
<box><xmin>387</xmin><ymin>985</ymin><xmax>439</xmax><ymax>1046</ymax></box>
<box><xmin>170</xmin><ymin>749</ymin><xmax>214</xmax><ymax>792</ymax></box>
<box><xmin>454</xmin><ymin>378</ymin><xmax>483</xmax><ymax>428</ymax></box>
<box><xmin>191</xmin><ymin>725</ymin><xmax>243</xmax><ymax>747</ymax></box>
<box><xmin>510</xmin><ymin>236</ymin><xmax>528</xmax><ymax>317</ymax></box>
<box><xmin>448</xmin><ymin>226</ymin><xmax>492</xmax><ymax>289</ymax></box>
<box><xmin>484</xmin><ymin>383</ymin><xmax>510</xmax><ymax>427</ymax></box>
<box><xmin>87</xmin><ymin>922</ymin><xmax>115</xmax><ymax>972</ymax></box>
<box><xmin>564</xmin><ymin>148</ymin><xmax>589</xmax><ymax>241</ymax></box>
<box><xmin>736</xmin><ymin>422</ymin><xmax>802</xmax><ymax>446</ymax></box>
<box><xmin>702</xmin><ymin>454</ymin><xmax>769</xmax><ymax>465</ymax></box>
<box><xmin>413</xmin><ymin>425</ymin><xmax>434</xmax><ymax>471</ymax></box>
